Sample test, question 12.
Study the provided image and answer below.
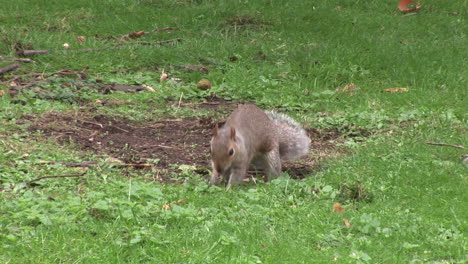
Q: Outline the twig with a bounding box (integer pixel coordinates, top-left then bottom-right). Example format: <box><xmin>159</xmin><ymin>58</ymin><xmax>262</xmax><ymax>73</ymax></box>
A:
<box><xmin>154</xmin><ymin>27</ymin><xmax>180</xmax><ymax>32</ymax></box>
<box><xmin>146</xmin><ymin>144</ymin><xmax>174</xmax><ymax>149</ymax></box>
<box><xmin>199</xmin><ymin>101</ymin><xmax>221</xmax><ymax>105</ymax></box>
<box><xmin>12</xmin><ymin>58</ymin><xmax>33</xmax><ymax>63</ymax></box>
<box><xmin>26</xmin><ymin>171</ymin><xmax>87</xmax><ymax>185</ymax></box>
<box><xmin>113</xmin><ymin>126</ymin><xmax>130</xmax><ymax>133</ymax></box>
<box><xmin>117</xmin><ymin>38</ymin><xmax>185</xmax><ymax>46</ymax></box>
<box><xmin>0</xmin><ymin>57</ymin><xmax>33</xmax><ymax>63</ymax></box>
<box><xmin>175</xmin><ymin>92</ymin><xmax>184</xmax><ymax>113</ymax></box>
<box><xmin>0</xmin><ymin>64</ymin><xmax>20</xmax><ymax>74</ymax></box>
<box><xmin>36</xmin><ymin>161</ymin><xmax>97</xmax><ymax>167</ymax></box>
<box><xmin>113</xmin><ymin>163</ymin><xmax>153</xmax><ymax>168</ymax></box>
<box><xmin>16</xmin><ymin>50</ymin><xmax>49</xmax><ymax>56</ymax></box>
<box><xmin>82</xmin><ymin>121</ymin><xmax>104</xmax><ymax>128</ymax></box>
<box><xmin>426</xmin><ymin>142</ymin><xmax>464</xmax><ymax>149</ymax></box>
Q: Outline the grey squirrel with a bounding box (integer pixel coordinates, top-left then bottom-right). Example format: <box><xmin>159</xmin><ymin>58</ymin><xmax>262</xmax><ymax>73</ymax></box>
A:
<box><xmin>209</xmin><ymin>104</ymin><xmax>311</xmax><ymax>187</ymax></box>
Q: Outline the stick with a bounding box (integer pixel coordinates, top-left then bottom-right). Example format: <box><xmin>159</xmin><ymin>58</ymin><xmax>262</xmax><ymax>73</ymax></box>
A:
<box><xmin>146</xmin><ymin>144</ymin><xmax>174</xmax><ymax>149</ymax></box>
<box><xmin>117</xmin><ymin>38</ymin><xmax>184</xmax><ymax>46</ymax></box>
<box><xmin>0</xmin><ymin>57</ymin><xmax>33</xmax><ymax>63</ymax></box>
<box><xmin>113</xmin><ymin>126</ymin><xmax>129</xmax><ymax>133</ymax></box>
<box><xmin>113</xmin><ymin>163</ymin><xmax>153</xmax><ymax>168</ymax></box>
<box><xmin>37</xmin><ymin>161</ymin><xmax>97</xmax><ymax>167</ymax></box>
<box><xmin>17</xmin><ymin>50</ymin><xmax>49</xmax><ymax>56</ymax></box>
<box><xmin>12</xmin><ymin>58</ymin><xmax>33</xmax><ymax>63</ymax></box>
<box><xmin>26</xmin><ymin>172</ymin><xmax>87</xmax><ymax>184</ymax></box>
<box><xmin>426</xmin><ymin>142</ymin><xmax>464</xmax><ymax>149</ymax></box>
<box><xmin>0</xmin><ymin>64</ymin><xmax>20</xmax><ymax>74</ymax></box>
<box><xmin>154</xmin><ymin>27</ymin><xmax>180</xmax><ymax>32</ymax></box>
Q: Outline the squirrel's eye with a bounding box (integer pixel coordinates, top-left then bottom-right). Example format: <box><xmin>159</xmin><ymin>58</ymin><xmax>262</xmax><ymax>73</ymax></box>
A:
<box><xmin>228</xmin><ymin>149</ymin><xmax>234</xmax><ymax>156</ymax></box>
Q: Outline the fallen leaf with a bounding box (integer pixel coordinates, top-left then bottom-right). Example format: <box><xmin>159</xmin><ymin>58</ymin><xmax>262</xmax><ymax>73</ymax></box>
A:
<box><xmin>108</xmin><ymin>157</ymin><xmax>124</xmax><ymax>164</ymax></box>
<box><xmin>143</xmin><ymin>85</ymin><xmax>155</xmax><ymax>92</ymax></box>
<box><xmin>398</xmin><ymin>0</ymin><xmax>421</xmax><ymax>13</ymax></box>
<box><xmin>384</xmin><ymin>87</ymin><xmax>409</xmax><ymax>93</ymax></box>
<box><xmin>88</xmin><ymin>130</ymin><xmax>99</xmax><ymax>142</ymax></box>
<box><xmin>336</xmin><ymin>83</ymin><xmax>360</xmax><ymax>95</ymax></box>
<box><xmin>77</xmin><ymin>36</ymin><xmax>86</xmax><ymax>44</ymax></box>
<box><xmin>128</xmin><ymin>31</ymin><xmax>146</xmax><ymax>39</ymax></box>
<box><xmin>0</xmin><ymin>90</ymin><xmax>4</xmax><ymax>97</ymax></box>
<box><xmin>160</xmin><ymin>70</ymin><xmax>169</xmax><ymax>82</ymax></box>
<box><xmin>174</xmin><ymin>199</ymin><xmax>186</xmax><ymax>205</ymax></box>
<box><xmin>333</xmin><ymin>203</ymin><xmax>345</xmax><ymax>213</ymax></box>
<box><xmin>162</xmin><ymin>203</ymin><xmax>171</xmax><ymax>210</ymax></box>
<box><xmin>343</xmin><ymin>218</ymin><xmax>351</xmax><ymax>228</ymax></box>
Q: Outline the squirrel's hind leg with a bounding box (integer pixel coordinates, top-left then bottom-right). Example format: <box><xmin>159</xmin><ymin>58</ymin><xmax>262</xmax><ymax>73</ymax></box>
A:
<box><xmin>262</xmin><ymin>148</ymin><xmax>282</xmax><ymax>182</ymax></box>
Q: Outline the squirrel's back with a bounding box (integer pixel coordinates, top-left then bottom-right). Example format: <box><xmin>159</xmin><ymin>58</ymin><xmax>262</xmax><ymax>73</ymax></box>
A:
<box><xmin>225</xmin><ymin>104</ymin><xmax>278</xmax><ymax>154</ymax></box>
<box><xmin>265</xmin><ymin>111</ymin><xmax>310</xmax><ymax>161</ymax></box>
<box><xmin>222</xmin><ymin>104</ymin><xmax>310</xmax><ymax>161</ymax></box>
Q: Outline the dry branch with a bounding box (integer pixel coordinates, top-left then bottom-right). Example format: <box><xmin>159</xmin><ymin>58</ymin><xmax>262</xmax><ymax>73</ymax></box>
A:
<box><xmin>113</xmin><ymin>163</ymin><xmax>153</xmax><ymax>168</ymax></box>
<box><xmin>426</xmin><ymin>142</ymin><xmax>465</xmax><ymax>149</ymax></box>
<box><xmin>116</xmin><ymin>38</ymin><xmax>184</xmax><ymax>46</ymax></box>
<box><xmin>16</xmin><ymin>50</ymin><xmax>49</xmax><ymax>56</ymax></box>
<box><xmin>37</xmin><ymin>161</ymin><xmax>97</xmax><ymax>167</ymax></box>
<box><xmin>0</xmin><ymin>64</ymin><xmax>20</xmax><ymax>74</ymax></box>
<box><xmin>0</xmin><ymin>57</ymin><xmax>33</xmax><ymax>63</ymax></box>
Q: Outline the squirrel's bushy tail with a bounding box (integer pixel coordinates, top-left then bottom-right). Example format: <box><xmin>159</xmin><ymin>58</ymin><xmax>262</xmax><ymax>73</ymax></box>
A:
<box><xmin>265</xmin><ymin>111</ymin><xmax>311</xmax><ymax>161</ymax></box>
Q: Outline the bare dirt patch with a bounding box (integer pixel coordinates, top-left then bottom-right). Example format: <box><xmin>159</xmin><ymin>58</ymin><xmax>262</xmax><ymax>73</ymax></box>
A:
<box><xmin>27</xmin><ymin>108</ymin><xmax>346</xmax><ymax>180</ymax></box>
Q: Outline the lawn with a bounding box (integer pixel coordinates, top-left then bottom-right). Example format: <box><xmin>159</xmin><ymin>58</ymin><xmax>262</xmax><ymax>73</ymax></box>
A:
<box><xmin>0</xmin><ymin>0</ymin><xmax>466</xmax><ymax>263</ymax></box>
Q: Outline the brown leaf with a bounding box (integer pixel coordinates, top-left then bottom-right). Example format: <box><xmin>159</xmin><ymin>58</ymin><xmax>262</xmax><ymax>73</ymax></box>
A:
<box><xmin>384</xmin><ymin>87</ymin><xmax>409</xmax><ymax>93</ymax></box>
<box><xmin>77</xmin><ymin>36</ymin><xmax>86</xmax><ymax>44</ymax></box>
<box><xmin>336</xmin><ymin>83</ymin><xmax>360</xmax><ymax>95</ymax></box>
<box><xmin>398</xmin><ymin>0</ymin><xmax>421</xmax><ymax>13</ymax></box>
<box><xmin>162</xmin><ymin>203</ymin><xmax>171</xmax><ymax>210</ymax></box>
<box><xmin>174</xmin><ymin>199</ymin><xmax>186</xmax><ymax>205</ymax></box>
<box><xmin>343</xmin><ymin>218</ymin><xmax>351</xmax><ymax>228</ymax></box>
<box><xmin>128</xmin><ymin>31</ymin><xmax>146</xmax><ymax>39</ymax></box>
<box><xmin>333</xmin><ymin>203</ymin><xmax>345</xmax><ymax>214</ymax></box>
<box><xmin>160</xmin><ymin>71</ymin><xmax>169</xmax><ymax>82</ymax></box>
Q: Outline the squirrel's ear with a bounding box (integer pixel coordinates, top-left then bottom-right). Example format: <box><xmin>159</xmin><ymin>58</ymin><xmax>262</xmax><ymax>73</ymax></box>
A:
<box><xmin>230</xmin><ymin>127</ymin><xmax>236</xmax><ymax>141</ymax></box>
<box><xmin>213</xmin><ymin>123</ymin><xmax>219</xmax><ymax>137</ymax></box>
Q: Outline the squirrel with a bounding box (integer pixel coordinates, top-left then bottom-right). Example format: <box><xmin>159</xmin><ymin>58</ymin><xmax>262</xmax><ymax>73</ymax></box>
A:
<box><xmin>209</xmin><ymin>104</ymin><xmax>311</xmax><ymax>188</ymax></box>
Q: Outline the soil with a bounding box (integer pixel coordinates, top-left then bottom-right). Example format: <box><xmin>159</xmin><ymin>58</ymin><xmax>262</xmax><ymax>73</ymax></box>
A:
<box><xmin>28</xmin><ymin>103</ymin><xmax>345</xmax><ymax>180</ymax></box>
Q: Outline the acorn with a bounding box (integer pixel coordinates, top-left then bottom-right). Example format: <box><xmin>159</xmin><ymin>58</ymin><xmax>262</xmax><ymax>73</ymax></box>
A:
<box><xmin>197</xmin><ymin>79</ymin><xmax>212</xmax><ymax>90</ymax></box>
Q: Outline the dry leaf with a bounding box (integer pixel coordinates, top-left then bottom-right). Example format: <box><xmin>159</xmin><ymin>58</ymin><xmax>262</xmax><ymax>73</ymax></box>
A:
<box><xmin>343</xmin><ymin>218</ymin><xmax>351</xmax><ymax>228</ymax></box>
<box><xmin>108</xmin><ymin>157</ymin><xmax>124</xmax><ymax>164</ymax></box>
<box><xmin>336</xmin><ymin>83</ymin><xmax>360</xmax><ymax>95</ymax></box>
<box><xmin>88</xmin><ymin>130</ymin><xmax>99</xmax><ymax>140</ymax></box>
<box><xmin>128</xmin><ymin>31</ymin><xmax>146</xmax><ymax>39</ymax></box>
<box><xmin>0</xmin><ymin>90</ymin><xmax>4</xmax><ymax>97</ymax></box>
<box><xmin>77</xmin><ymin>36</ymin><xmax>86</xmax><ymax>44</ymax></box>
<box><xmin>398</xmin><ymin>0</ymin><xmax>421</xmax><ymax>13</ymax></box>
<box><xmin>174</xmin><ymin>199</ymin><xmax>186</xmax><ymax>205</ymax></box>
<box><xmin>384</xmin><ymin>88</ymin><xmax>409</xmax><ymax>93</ymax></box>
<box><xmin>160</xmin><ymin>70</ymin><xmax>169</xmax><ymax>82</ymax></box>
<box><xmin>333</xmin><ymin>203</ymin><xmax>345</xmax><ymax>214</ymax></box>
<box><xmin>162</xmin><ymin>203</ymin><xmax>171</xmax><ymax>210</ymax></box>
<box><xmin>143</xmin><ymin>85</ymin><xmax>155</xmax><ymax>92</ymax></box>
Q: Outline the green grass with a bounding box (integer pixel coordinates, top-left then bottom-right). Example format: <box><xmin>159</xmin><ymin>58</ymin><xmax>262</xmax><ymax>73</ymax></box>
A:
<box><xmin>1</xmin><ymin>0</ymin><xmax>467</xmax><ymax>263</ymax></box>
